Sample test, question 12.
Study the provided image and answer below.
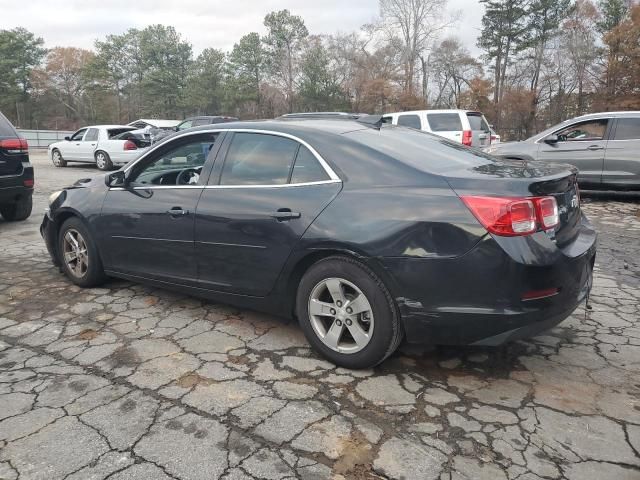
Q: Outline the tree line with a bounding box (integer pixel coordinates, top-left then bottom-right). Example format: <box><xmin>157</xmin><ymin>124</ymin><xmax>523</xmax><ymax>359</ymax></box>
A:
<box><xmin>0</xmin><ymin>0</ymin><xmax>638</xmax><ymax>140</ymax></box>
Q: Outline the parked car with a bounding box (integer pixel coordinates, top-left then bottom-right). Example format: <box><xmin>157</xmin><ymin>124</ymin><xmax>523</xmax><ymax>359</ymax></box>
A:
<box><xmin>41</xmin><ymin>117</ymin><xmax>596</xmax><ymax>368</ymax></box>
<box><xmin>48</xmin><ymin>125</ymin><xmax>149</xmax><ymax>171</ymax></box>
<box><xmin>382</xmin><ymin>109</ymin><xmax>492</xmax><ymax>147</ymax></box>
<box><xmin>175</xmin><ymin>116</ymin><xmax>239</xmax><ymax>131</ymax></box>
<box><xmin>0</xmin><ymin>111</ymin><xmax>33</xmax><ymax>221</ymax></box>
<box><xmin>484</xmin><ymin>111</ymin><xmax>640</xmax><ymax>190</ymax></box>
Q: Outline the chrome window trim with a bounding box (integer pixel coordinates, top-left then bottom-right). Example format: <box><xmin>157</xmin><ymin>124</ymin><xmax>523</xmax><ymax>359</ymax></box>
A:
<box><xmin>123</xmin><ymin>128</ymin><xmax>341</xmax><ymax>182</ymax></box>
<box><xmin>109</xmin><ymin>179</ymin><xmax>341</xmax><ymax>191</ymax></box>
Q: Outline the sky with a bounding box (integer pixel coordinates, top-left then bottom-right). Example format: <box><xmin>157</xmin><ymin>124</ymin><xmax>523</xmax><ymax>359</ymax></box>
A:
<box><xmin>0</xmin><ymin>0</ymin><xmax>484</xmax><ymax>56</ymax></box>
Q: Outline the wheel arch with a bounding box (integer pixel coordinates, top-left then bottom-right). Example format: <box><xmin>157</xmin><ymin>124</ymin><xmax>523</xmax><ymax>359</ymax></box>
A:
<box><xmin>51</xmin><ymin>208</ymin><xmax>101</xmax><ymax>265</ymax></box>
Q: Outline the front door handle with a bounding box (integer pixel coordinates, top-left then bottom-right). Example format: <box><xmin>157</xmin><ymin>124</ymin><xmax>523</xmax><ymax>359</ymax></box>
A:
<box><xmin>587</xmin><ymin>145</ymin><xmax>604</xmax><ymax>151</ymax></box>
<box><xmin>167</xmin><ymin>207</ymin><xmax>189</xmax><ymax>217</ymax></box>
<box><xmin>271</xmin><ymin>208</ymin><xmax>301</xmax><ymax>221</ymax></box>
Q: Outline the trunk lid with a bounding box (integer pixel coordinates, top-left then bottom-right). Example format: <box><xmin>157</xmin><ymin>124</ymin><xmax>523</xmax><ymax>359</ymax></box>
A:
<box><xmin>445</xmin><ymin>159</ymin><xmax>582</xmax><ymax>247</ymax></box>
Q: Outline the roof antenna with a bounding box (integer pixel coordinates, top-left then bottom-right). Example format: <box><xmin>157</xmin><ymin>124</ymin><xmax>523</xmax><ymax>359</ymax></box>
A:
<box><xmin>356</xmin><ymin>114</ymin><xmax>384</xmax><ymax>129</ymax></box>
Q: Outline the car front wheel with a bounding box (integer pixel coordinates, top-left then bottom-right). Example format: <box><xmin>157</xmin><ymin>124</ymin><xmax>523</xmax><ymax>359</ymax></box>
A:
<box><xmin>296</xmin><ymin>256</ymin><xmax>403</xmax><ymax>369</ymax></box>
<box><xmin>57</xmin><ymin>217</ymin><xmax>107</xmax><ymax>287</ymax></box>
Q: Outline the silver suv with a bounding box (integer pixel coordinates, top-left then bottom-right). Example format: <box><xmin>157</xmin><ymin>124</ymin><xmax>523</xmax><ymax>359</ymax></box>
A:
<box><xmin>485</xmin><ymin>112</ymin><xmax>640</xmax><ymax>190</ymax></box>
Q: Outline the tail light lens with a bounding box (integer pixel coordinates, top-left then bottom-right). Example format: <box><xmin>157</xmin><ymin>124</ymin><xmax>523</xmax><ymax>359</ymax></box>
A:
<box><xmin>23</xmin><ymin>178</ymin><xmax>34</xmax><ymax>188</ymax></box>
<box><xmin>123</xmin><ymin>140</ymin><xmax>137</xmax><ymax>150</ymax></box>
<box><xmin>462</xmin><ymin>130</ymin><xmax>472</xmax><ymax>146</ymax></box>
<box><xmin>461</xmin><ymin>195</ymin><xmax>559</xmax><ymax>237</ymax></box>
<box><xmin>0</xmin><ymin>138</ymin><xmax>28</xmax><ymax>152</ymax></box>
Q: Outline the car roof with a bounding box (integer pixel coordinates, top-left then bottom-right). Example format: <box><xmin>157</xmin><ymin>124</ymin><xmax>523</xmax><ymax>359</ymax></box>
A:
<box><xmin>572</xmin><ymin>111</ymin><xmax>640</xmax><ymax>119</ymax></box>
<box><xmin>188</xmin><ymin>118</ymin><xmax>372</xmax><ymax>136</ymax></box>
<box><xmin>80</xmin><ymin>125</ymin><xmax>134</xmax><ymax>129</ymax></box>
<box><xmin>384</xmin><ymin>109</ymin><xmax>482</xmax><ymax>115</ymax></box>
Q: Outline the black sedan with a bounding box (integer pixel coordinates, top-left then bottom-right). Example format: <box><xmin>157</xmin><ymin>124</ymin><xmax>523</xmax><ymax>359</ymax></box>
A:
<box><xmin>41</xmin><ymin>118</ymin><xmax>596</xmax><ymax>368</ymax></box>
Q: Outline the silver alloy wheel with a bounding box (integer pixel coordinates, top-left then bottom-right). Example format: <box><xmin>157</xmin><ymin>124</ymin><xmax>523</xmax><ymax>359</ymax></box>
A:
<box><xmin>62</xmin><ymin>228</ymin><xmax>89</xmax><ymax>278</ymax></box>
<box><xmin>52</xmin><ymin>150</ymin><xmax>61</xmax><ymax>166</ymax></box>
<box><xmin>96</xmin><ymin>152</ymin><xmax>106</xmax><ymax>169</ymax></box>
<box><xmin>308</xmin><ymin>277</ymin><xmax>374</xmax><ymax>354</ymax></box>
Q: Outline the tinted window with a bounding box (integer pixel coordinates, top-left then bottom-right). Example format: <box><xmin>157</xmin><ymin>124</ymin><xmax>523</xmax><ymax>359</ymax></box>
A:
<box><xmin>220</xmin><ymin>133</ymin><xmax>298</xmax><ymax>185</ymax></box>
<box><xmin>397</xmin><ymin>114</ymin><xmax>422</xmax><ymax>129</ymax></box>
<box><xmin>0</xmin><ymin>112</ymin><xmax>16</xmax><ymax>137</ymax></box>
<box><xmin>177</xmin><ymin>120</ymin><xmax>193</xmax><ymax>131</ymax></box>
<box><xmin>556</xmin><ymin>119</ymin><xmax>608</xmax><ymax>141</ymax></box>
<box><xmin>427</xmin><ymin>113</ymin><xmax>463</xmax><ymax>132</ymax></box>
<box><xmin>467</xmin><ymin>113</ymin><xmax>489</xmax><ymax>131</ymax></box>
<box><xmin>131</xmin><ymin>134</ymin><xmax>218</xmax><ymax>185</ymax></box>
<box><xmin>70</xmin><ymin>129</ymin><xmax>87</xmax><ymax>141</ymax></box>
<box><xmin>381</xmin><ymin>116</ymin><xmax>393</xmax><ymax>124</ymax></box>
<box><xmin>84</xmin><ymin>128</ymin><xmax>99</xmax><ymax>141</ymax></box>
<box><xmin>613</xmin><ymin>118</ymin><xmax>640</xmax><ymax>140</ymax></box>
<box><xmin>290</xmin><ymin>146</ymin><xmax>330</xmax><ymax>183</ymax></box>
<box><xmin>192</xmin><ymin>119</ymin><xmax>211</xmax><ymax>126</ymax></box>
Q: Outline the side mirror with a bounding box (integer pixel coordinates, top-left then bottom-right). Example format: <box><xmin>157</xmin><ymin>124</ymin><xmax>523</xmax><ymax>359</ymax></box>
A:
<box><xmin>105</xmin><ymin>170</ymin><xmax>127</xmax><ymax>187</ymax></box>
<box><xmin>544</xmin><ymin>134</ymin><xmax>559</xmax><ymax>144</ymax></box>
<box><xmin>64</xmin><ymin>136</ymin><xmax>70</xmax><ymax>141</ymax></box>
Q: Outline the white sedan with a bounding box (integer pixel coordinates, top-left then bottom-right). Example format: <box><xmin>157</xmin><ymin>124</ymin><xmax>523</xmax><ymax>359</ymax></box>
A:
<box><xmin>48</xmin><ymin>125</ymin><xmax>149</xmax><ymax>171</ymax></box>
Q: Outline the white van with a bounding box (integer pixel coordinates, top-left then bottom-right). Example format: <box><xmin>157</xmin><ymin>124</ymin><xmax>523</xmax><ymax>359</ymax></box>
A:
<box><xmin>382</xmin><ymin>109</ymin><xmax>492</xmax><ymax>147</ymax></box>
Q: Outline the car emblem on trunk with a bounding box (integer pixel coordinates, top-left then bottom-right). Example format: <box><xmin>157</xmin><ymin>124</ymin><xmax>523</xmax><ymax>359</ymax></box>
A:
<box><xmin>570</xmin><ymin>195</ymin><xmax>578</xmax><ymax>208</ymax></box>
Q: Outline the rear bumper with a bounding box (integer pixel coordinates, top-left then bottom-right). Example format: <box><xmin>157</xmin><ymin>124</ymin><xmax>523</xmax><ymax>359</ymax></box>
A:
<box><xmin>0</xmin><ymin>184</ymin><xmax>33</xmax><ymax>203</ymax></box>
<box><xmin>385</xmin><ymin>214</ymin><xmax>597</xmax><ymax>345</ymax></box>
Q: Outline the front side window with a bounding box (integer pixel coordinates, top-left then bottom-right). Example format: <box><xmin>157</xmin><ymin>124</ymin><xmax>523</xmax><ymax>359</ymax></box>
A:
<box><xmin>70</xmin><ymin>129</ymin><xmax>87</xmax><ymax>141</ymax></box>
<box><xmin>219</xmin><ymin>133</ymin><xmax>299</xmax><ymax>185</ymax></box>
<box><xmin>130</xmin><ymin>134</ymin><xmax>218</xmax><ymax>186</ymax></box>
<box><xmin>427</xmin><ymin>113</ymin><xmax>463</xmax><ymax>132</ymax></box>
<box><xmin>177</xmin><ymin>120</ymin><xmax>193</xmax><ymax>131</ymax></box>
<box><xmin>397</xmin><ymin>114</ymin><xmax>422</xmax><ymax>130</ymax></box>
<box><xmin>84</xmin><ymin>128</ymin><xmax>99</xmax><ymax>142</ymax></box>
<box><xmin>381</xmin><ymin>116</ymin><xmax>393</xmax><ymax>124</ymax></box>
<box><xmin>613</xmin><ymin>118</ymin><xmax>640</xmax><ymax>140</ymax></box>
<box><xmin>556</xmin><ymin>119</ymin><xmax>608</xmax><ymax>141</ymax></box>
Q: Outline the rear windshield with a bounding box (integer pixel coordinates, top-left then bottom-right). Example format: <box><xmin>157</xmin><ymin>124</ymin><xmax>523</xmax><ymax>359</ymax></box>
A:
<box><xmin>108</xmin><ymin>128</ymin><xmax>136</xmax><ymax>138</ymax></box>
<box><xmin>346</xmin><ymin>126</ymin><xmax>496</xmax><ymax>174</ymax></box>
<box><xmin>0</xmin><ymin>112</ymin><xmax>17</xmax><ymax>137</ymax></box>
<box><xmin>426</xmin><ymin>113</ymin><xmax>462</xmax><ymax>132</ymax></box>
<box><xmin>466</xmin><ymin>113</ymin><xmax>490</xmax><ymax>131</ymax></box>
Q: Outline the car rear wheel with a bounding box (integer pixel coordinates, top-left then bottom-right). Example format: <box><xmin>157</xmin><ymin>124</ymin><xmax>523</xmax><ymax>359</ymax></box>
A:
<box><xmin>0</xmin><ymin>195</ymin><xmax>32</xmax><ymax>221</ymax></box>
<box><xmin>58</xmin><ymin>217</ymin><xmax>107</xmax><ymax>287</ymax></box>
<box><xmin>52</xmin><ymin>149</ymin><xmax>66</xmax><ymax>167</ymax></box>
<box><xmin>296</xmin><ymin>256</ymin><xmax>403</xmax><ymax>369</ymax></box>
<box><xmin>95</xmin><ymin>151</ymin><xmax>113</xmax><ymax>171</ymax></box>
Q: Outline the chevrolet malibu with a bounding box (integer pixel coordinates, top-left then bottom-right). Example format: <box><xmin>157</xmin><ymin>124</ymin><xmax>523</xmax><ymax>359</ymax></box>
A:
<box><xmin>41</xmin><ymin>118</ymin><xmax>596</xmax><ymax>369</ymax></box>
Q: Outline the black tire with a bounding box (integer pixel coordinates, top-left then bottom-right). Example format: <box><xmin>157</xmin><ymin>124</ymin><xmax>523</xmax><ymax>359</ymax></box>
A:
<box><xmin>57</xmin><ymin>217</ymin><xmax>107</xmax><ymax>288</ymax></box>
<box><xmin>51</xmin><ymin>148</ymin><xmax>67</xmax><ymax>167</ymax></box>
<box><xmin>95</xmin><ymin>151</ymin><xmax>113</xmax><ymax>171</ymax></box>
<box><xmin>0</xmin><ymin>195</ymin><xmax>32</xmax><ymax>221</ymax></box>
<box><xmin>296</xmin><ymin>255</ymin><xmax>403</xmax><ymax>369</ymax></box>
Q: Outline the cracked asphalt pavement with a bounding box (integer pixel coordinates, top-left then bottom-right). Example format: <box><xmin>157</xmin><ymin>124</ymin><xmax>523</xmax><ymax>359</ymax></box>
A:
<box><xmin>0</xmin><ymin>151</ymin><xmax>639</xmax><ymax>480</ymax></box>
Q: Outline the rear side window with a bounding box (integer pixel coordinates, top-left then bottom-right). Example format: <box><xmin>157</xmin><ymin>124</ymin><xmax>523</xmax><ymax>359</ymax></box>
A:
<box><xmin>220</xmin><ymin>133</ymin><xmax>299</xmax><ymax>185</ymax></box>
<box><xmin>0</xmin><ymin>112</ymin><xmax>17</xmax><ymax>137</ymax></box>
<box><xmin>613</xmin><ymin>118</ymin><xmax>640</xmax><ymax>140</ymax></box>
<box><xmin>192</xmin><ymin>119</ymin><xmax>211</xmax><ymax>127</ymax></box>
<box><xmin>397</xmin><ymin>114</ymin><xmax>422</xmax><ymax>129</ymax></box>
<box><xmin>426</xmin><ymin>113</ymin><xmax>462</xmax><ymax>132</ymax></box>
<box><xmin>84</xmin><ymin>128</ymin><xmax>99</xmax><ymax>141</ymax></box>
<box><xmin>467</xmin><ymin>113</ymin><xmax>489</xmax><ymax>131</ymax></box>
<box><xmin>290</xmin><ymin>146</ymin><xmax>330</xmax><ymax>183</ymax></box>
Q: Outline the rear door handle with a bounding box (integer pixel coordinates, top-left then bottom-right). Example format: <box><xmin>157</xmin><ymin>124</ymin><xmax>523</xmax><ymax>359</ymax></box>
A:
<box><xmin>167</xmin><ymin>207</ymin><xmax>189</xmax><ymax>216</ymax></box>
<box><xmin>271</xmin><ymin>208</ymin><xmax>301</xmax><ymax>221</ymax></box>
<box><xmin>587</xmin><ymin>145</ymin><xmax>604</xmax><ymax>151</ymax></box>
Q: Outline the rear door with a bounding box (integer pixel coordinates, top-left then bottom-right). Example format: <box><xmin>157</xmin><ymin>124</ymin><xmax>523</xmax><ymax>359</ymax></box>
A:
<box><xmin>195</xmin><ymin>131</ymin><xmax>341</xmax><ymax>295</ymax></box>
<box><xmin>602</xmin><ymin>117</ymin><xmax>640</xmax><ymax>188</ymax></box>
<box><xmin>537</xmin><ymin>118</ymin><xmax>611</xmax><ymax>188</ymax></box>
<box><xmin>425</xmin><ymin>113</ymin><xmax>464</xmax><ymax>143</ymax></box>
<box><xmin>466</xmin><ymin>112</ymin><xmax>491</xmax><ymax>147</ymax></box>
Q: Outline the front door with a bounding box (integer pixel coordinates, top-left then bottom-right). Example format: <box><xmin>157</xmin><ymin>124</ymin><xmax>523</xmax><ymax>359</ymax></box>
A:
<box><xmin>77</xmin><ymin>127</ymin><xmax>99</xmax><ymax>162</ymax></box>
<box><xmin>537</xmin><ymin>118</ymin><xmax>611</xmax><ymax>188</ymax></box>
<box><xmin>602</xmin><ymin>117</ymin><xmax>640</xmax><ymax>188</ymax></box>
<box><xmin>195</xmin><ymin>131</ymin><xmax>341</xmax><ymax>296</ymax></box>
<box><xmin>60</xmin><ymin>128</ymin><xmax>87</xmax><ymax>160</ymax></box>
<box><xmin>97</xmin><ymin>132</ymin><xmax>221</xmax><ymax>285</ymax></box>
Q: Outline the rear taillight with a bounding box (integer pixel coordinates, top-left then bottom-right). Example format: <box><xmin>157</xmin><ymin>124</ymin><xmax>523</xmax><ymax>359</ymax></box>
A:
<box><xmin>462</xmin><ymin>130</ymin><xmax>472</xmax><ymax>147</ymax></box>
<box><xmin>123</xmin><ymin>140</ymin><xmax>137</xmax><ymax>150</ymax></box>
<box><xmin>23</xmin><ymin>179</ymin><xmax>34</xmax><ymax>188</ymax></box>
<box><xmin>0</xmin><ymin>138</ymin><xmax>28</xmax><ymax>152</ymax></box>
<box><xmin>461</xmin><ymin>196</ymin><xmax>559</xmax><ymax>237</ymax></box>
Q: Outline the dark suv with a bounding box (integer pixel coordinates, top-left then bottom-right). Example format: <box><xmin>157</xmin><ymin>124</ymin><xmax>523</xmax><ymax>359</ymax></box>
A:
<box><xmin>175</xmin><ymin>116</ymin><xmax>238</xmax><ymax>131</ymax></box>
<box><xmin>0</xmin><ymin>112</ymin><xmax>33</xmax><ymax>221</ymax></box>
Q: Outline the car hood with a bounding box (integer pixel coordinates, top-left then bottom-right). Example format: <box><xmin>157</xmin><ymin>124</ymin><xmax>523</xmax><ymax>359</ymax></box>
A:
<box><xmin>65</xmin><ymin>175</ymin><xmax>107</xmax><ymax>190</ymax></box>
